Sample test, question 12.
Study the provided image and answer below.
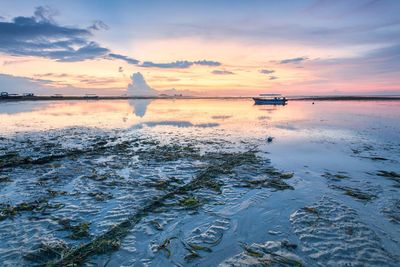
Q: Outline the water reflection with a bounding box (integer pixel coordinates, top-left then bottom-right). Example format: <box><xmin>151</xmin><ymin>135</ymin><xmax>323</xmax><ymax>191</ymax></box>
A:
<box><xmin>0</xmin><ymin>99</ymin><xmax>399</xmax><ymax>141</ymax></box>
<box><xmin>128</xmin><ymin>99</ymin><xmax>152</xmax><ymax>117</ymax></box>
<box><xmin>133</xmin><ymin>120</ymin><xmax>219</xmax><ymax>129</ymax></box>
<box><xmin>0</xmin><ymin>101</ymin><xmax>49</xmax><ymax>114</ymax></box>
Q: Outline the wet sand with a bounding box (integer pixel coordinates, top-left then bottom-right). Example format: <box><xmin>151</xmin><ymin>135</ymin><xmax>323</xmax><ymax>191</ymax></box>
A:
<box><xmin>0</xmin><ymin>99</ymin><xmax>399</xmax><ymax>266</ymax></box>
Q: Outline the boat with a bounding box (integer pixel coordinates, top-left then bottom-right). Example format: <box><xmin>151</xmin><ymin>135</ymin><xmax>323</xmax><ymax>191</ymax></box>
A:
<box><xmin>253</xmin><ymin>94</ymin><xmax>287</xmax><ymax>105</ymax></box>
<box><xmin>83</xmin><ymin>94</ymin><xmax>99</xmax><ymax>99</ymax></box>
<box><xmin>51</xmin><ymin>94</ymin><xmax>64</xmax><ymax>98</ymax></box>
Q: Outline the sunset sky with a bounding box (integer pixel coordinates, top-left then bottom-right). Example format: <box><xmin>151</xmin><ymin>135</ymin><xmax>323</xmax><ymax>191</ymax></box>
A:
<box><xmin>1</xmin><ymin>0</ymin><xmax>400</xmax><ymax>96</ymax></box>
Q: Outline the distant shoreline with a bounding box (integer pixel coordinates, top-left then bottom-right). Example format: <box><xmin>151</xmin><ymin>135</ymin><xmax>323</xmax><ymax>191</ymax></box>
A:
<box><xmin>0</xmin><ymin>95</ymin><xmax>400</xmax><ymax>102</ymax></box>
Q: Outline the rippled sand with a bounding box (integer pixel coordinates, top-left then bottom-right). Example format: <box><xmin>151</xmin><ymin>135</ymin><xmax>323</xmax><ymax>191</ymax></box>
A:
<box><xmin>0</xmin><ymin>99</ymin><xmax>399</xmax><ymax>266</ymax></box>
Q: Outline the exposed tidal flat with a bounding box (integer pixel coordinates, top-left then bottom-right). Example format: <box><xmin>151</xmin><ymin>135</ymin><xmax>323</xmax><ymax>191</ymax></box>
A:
<box><xmin>0</xmin><ymin>99</ymin><xmax>399</xmax><ymax>266</ymax></box>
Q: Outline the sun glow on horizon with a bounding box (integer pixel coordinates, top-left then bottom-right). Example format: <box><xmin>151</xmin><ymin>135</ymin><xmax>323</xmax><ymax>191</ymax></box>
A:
<box><xmin>0</xmin><ymin>1</ymin><xmax>399</xmax><ymax>96</ymax></box>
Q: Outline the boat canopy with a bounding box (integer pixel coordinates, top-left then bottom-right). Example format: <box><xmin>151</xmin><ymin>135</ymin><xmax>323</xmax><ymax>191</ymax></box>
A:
<box><xmin>259</xmin><ymin>93</ymin><xmax>282</xmax><ymax>96</ymax></box>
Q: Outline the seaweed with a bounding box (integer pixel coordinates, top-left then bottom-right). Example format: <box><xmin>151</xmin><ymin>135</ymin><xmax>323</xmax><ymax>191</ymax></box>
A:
<box><xmin>376</xmin><ymin>170</ymin><xmax>400</xmax><ymax>178</ymax></box>
<box><xmin>88</xmin><ymin>191</ymin><xmax>113</xmax><ymax>201</ymax></box>
<box><xmin>58</xmin><ymin>219</ymin><xmax>91</xmax><ymax>239</ymax></box>
<box><xmin>24</xmin><ymin>240</ymin><xmax>71</xmax><ymax>264</ymax></box>
<box><xmin>142</xmin><ymin>177</ymin><xmax>183</xmax><ymax>191</ymax></box>
<box><xmin>44</xmin><ymin>150</ymin><xmax>259</xmax><ymax>266</ymax></box>
<box><xmin>376</xmin><ymin>170</ymin><xmax>400</xmax><ymax>186</ymax></box>
<box><xmin>0</xmin><ymin>199</ymin><xmax>49</xmax><ymax>221</ymax></box>
<box><xmin>68</xmin><ymin>222</ymin><xmax>91</xmax><ymax>239</ymax></box>
<box><xmin>187</xmin><ymin>242</ymin><xmax>212</xmax><ymax>252</ymax></box>
<box><xmin>139</xmin><ymin>143</ymin><xmax>200</xmax><ymax>162</ymax></box>
<box><xmin>0</xmin><ymin>153</ymin><xmax>67</xmax><ymax>169</ymax></box>
<box><xmin>181</xmin><ymin>240</ymin><xmax>209</xmax><ymax>262</ymax></box>
<box><xmin>47</xmin><ymin>189</ymin><xmax>68</xmax><ymax>197</ymax></box>
<box><xmin>330</xmin><ymin>185</ymin><xmax>376</xmax><ymax>201</ymax></box>
<box><xmin>85</xmin><ymin>170</ymin><xmax>108</xmax><ymax>181</ymax></box>
<box><xmin>90</xmin><ymin>239</ymin><xmax>120</xmax><ymax>253</ymax></box>
<box><xmin>302</xmin><ymin>206</ymin><xmax>318</xmax><ymax>215</ymax></box>
<box><xmin>149</xmin><ymin>220</ymin><xmax>163</xmax><ymax>231</ymax></box>
<box><xmin>265</xmin><ymin>179</ymin><xmax>294</xmax><ymax>191</ymax></box>
<box><xmin>381</xmin><ymin>199</ymin><xmax>400</xmax><ymax>224</ymax></box>
<box><xmin>179</xmin><ymin>197</ymin><xmax>200</xmax><ymax>208</ymax></box>
<box><xmin>0</xmin><ymin>136</ymin><xmax>123</xmax><ymax>169</ymax></box>
<box><xmin>243</xmin><ymin>178</ymin><xmax>294</xmax><ymax>191</ymax></box>
<box><xmin>369</xmin><ymin>156</ymin><xmax>388</xmax><ymax>161</ymax></box>
<box><xmin>241</xmin><ymin>243</ymin><xmax>264</xmax><ymax>258</ymax></box>
<box><xmin>322</xmin><ymin>172</ymin><xmax>349</xmax><ymax>180</ymax></box>
<box><xmin>281</xmin><ymin>240</ymin><xmax>297</xmax><ymax>250</ymax></box>
<box><xmin>155</xmin><ymin>237</ymin><xmax>177</xmax><ymax>257</ymax></box>
<box><xmin>265</xmin><ymin>167</ymin><xmax>294</xmax><ymax>179</ymax></box>
<box><xmin>238</xmin><ymin>242</ymin><xmax>304</xmax><ymax>267</ymax></box>
<box><xmin>0</xmin><ymin>175</ymin><xmax>11</xmax><ymax>183</ymax></box>
<box><xmin>184</xmin><ymin>250</ymin><xmax>201</xmax><ymax>262</ymax></box>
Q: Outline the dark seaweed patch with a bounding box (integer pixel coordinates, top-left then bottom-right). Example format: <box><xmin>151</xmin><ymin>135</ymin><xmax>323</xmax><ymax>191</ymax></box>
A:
<box><xmin>265</xmin><ymin>167</ymin><xmax>294</xmax><ymax>179</ymax></box>
<box><xmin>155</xmin><ymin>237</ymin><xmax>177</xmax><ymax>257</ymax></box>
<box><xmin>88</xmin><ymin>191</ymin><xmax>113</xmax><ymax>201</ymax></box>
<box><xmin>0</xmin><ymin>175</ymin><xmax>11</xmax><ymax>183</ymax></box>
<box><xmin>24</xmin><ymin>240</ymin><xmax>71</xmax><ymax>265</ymax></box>
<box><xmin>377</xmin><ymin>170</ymin><xmax>400</xmax><ymax>187</ymax></box>
<box><xmin>369</xmin><ymin>156</ymin><xmax>389</xmax><ymax>161</ymax></box>
<box><xmin>43</xmin><ymin>150</ymin><xmax>260</xmax><ymax>266</ymax></box>
<box><xmin>138</xmin><ymin>144</ymin><xmax>200</xmax><ymax>162</ymax></box>
<box><xmin>58</xmin><ymin>219</ymin><xmax>91</xmax><ymax>239</ymax></box>
<box><xmin>330</xmin><ymin>185</ymin><xmax>376</xmax><ymax>201</ymax></box>
<box><xmin>179</xmin><ymin>196</ymin><xmax>201</xmax><ymax>208</ymax></box>
<box><xmin>242</xmin><ymin>178</ymin><xmax>294</xmax><ymax>191</ymax></box>
<box><xmin>322</xmin><ymin>172</ymin><xmax>349</xmax><ymax>180</ymax></box>
<box><xmin>222</xmin><ymin>241</ymin><xmax>304</xmax><ymax>267</ymax></box>
<box><xmin>149</xmin><ymin>220</ymin><xmax>163</xmax><ymax>231</ymax></box>
<box><xmin>381</xmin><ymin>199</ymin><xmax>400</xmax><ymax>224</ymax></box>
<box><xmin>0</xmin><ymin>199</ymin><xmax>49</xmax><ymax>221</ymax></box>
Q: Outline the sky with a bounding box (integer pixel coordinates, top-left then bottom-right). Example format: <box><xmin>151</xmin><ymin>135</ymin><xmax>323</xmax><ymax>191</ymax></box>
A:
<box><xmin>0</xmin><ymin>0</ymin><xmax>400</xmax><ymax>96</ymax></box>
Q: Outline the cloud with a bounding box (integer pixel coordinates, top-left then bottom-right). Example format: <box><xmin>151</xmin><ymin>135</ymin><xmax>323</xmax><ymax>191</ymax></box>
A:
<box><xmin>127</xmin><ymin>72</ymin><xmax>158</xmax><ymax>96</ymax></box>
<box><xmin>33</xmin><ymin>5</ymin><xmax>58</xmax><ymax>23</ymax></box>
<box><xmin>194</xmin><ymin>60</ymin><xmax>221</xmax><ymax>66</ymax></box>
<box><xmin>212</xmin><ymin>70</ymin><xmax>234</xmax><ymax>75</ymax></box>
<box><xmin>88</xmin><ymin>20</ymin><xmax>109</xmax><ymax>31</ymax></box>
<box><xmin>0</xmin><ymin>7</ymin><xmax>223</xmax><ymax>67</ymax></box>
<box><xmin>0</xmin><ymin>6</ymin><xmax>100</xmax><ymax>61</ymax></box>
<box><xmin>3</xmin><ymin>59</ymin><xmax>32</xmax><ymax>65</ymax></box>
<box><xmin>0</xmin><ymin>6</ymin><xmax>139</xmax><ymax>64</ymax></box>
<box><xmin>269</xmin><ymin>76</ymin><xmax>278</xmax><ymax>80</ymax></box>
<box><xmin>259</xmin><ymin>69</ymin><xmax>275</xmax><ymax>74</ymax></box>
<box><xmin>32</xmin><ymin>72</ymin><xmax>120</xmax><ymax>86</ymax></box>
<box><xmin>33</xmin><ymin>73</ymin><xmax>69</xmax><ymax>78</ymax></box>
<box><xmin>310</xmin><ymin>43</ymin><xmax>400</xmax><ymax>76</ymax></box>
<box><xmin>140</xmin><ymin>60</ymin><xmax>192</xmax><ymax>68</ymax></box>
<box><xmin>0</xmin><ymin>73</ymin><xmax>52</xmax><ymax>94</ymax></box>
<box><xmin>52</xmin><ymin>42</ymin><xmax>110</xmax><ymax>62</ymax></box>
<box><xmin>0</xmin><ymin>73</ymin><xmax>127</xmax><ymax>95</ymax></box>
<box><xmin>279</xmin><ymin>57</ymin><xmax>308</xmax><ymax>64</ymax></box>
<box><xmin>140</xmin><ymin>60</ymin><xmax>221</xmax><ymax>69</ymax></box>
<box><xmin>108</xmin><ymin>53</ymin><xmax>139</xmax><ymax>64</ymax></box>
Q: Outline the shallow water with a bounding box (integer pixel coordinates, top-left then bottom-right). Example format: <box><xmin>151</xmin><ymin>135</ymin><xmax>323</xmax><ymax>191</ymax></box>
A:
<box><xmin>0</xmin><ymin>99</ymin><xmax>399</xmax><ymax>266</ymax></box>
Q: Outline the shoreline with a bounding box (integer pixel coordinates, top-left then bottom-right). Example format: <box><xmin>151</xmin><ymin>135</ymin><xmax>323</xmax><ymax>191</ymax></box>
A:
<box><xmin>0</xmin><ymin>95</ymin><xmax>400</xmax><ymax>102</ymax></box>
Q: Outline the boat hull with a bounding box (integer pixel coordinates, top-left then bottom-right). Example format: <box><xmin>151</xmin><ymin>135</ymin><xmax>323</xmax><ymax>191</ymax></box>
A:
<box><xmin>253</xmin><ymin>97</ymin><xmax>287</xmax><ymax>105</ymax></box>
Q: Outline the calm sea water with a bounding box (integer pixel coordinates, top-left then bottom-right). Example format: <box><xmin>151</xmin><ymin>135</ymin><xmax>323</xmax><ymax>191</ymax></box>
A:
<box><xmin>0</xmin><ymin>99</ymin><xmax>399</xmax><ymax>266</ymax></box>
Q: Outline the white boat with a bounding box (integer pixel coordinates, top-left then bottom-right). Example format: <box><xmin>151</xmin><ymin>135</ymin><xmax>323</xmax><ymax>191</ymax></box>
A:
<box><xmin>253</xmin><ymin>94</ymin><xmax>287</xmax><ymax>105</ymax></box>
